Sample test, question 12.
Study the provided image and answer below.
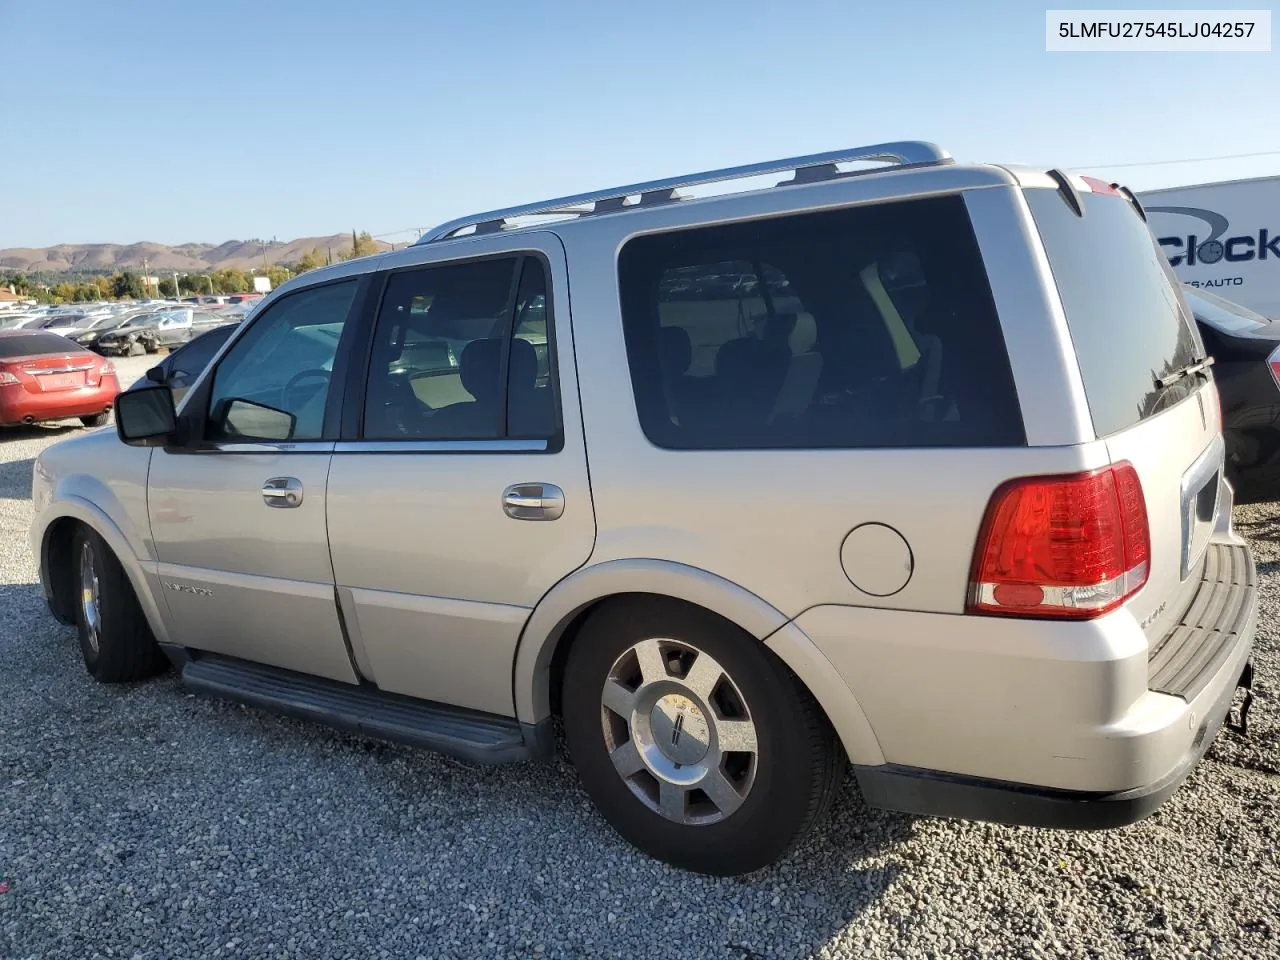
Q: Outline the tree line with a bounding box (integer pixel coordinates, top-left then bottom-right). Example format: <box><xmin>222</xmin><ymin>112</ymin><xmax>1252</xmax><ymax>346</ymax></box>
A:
<box><xmin>2</xmin><ymin>230</ymin><xmax>381</xmax><ymax>304</ymax></box>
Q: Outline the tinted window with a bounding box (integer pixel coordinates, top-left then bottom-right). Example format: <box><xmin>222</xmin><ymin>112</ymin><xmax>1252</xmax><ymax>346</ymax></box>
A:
<box><xmin>206</xmin><ymin>280</ymin><xmax>358</xmax><ymax>441</ymax></box>
<box><xmin>0</xmin><ymin>334</ymin><xmax>85</xmax><ymax>358</ymax></box>
<box><xmin>168</xmin><ymin>326</ymin><xmax>234</xmax><ymax>381</ymax></box>
<box><xmin>617</xmin><ymin>197</ymin><xmax>1024</xmax><ymax>450</ymax></box>
<box><xmin>362</xmin><ymin>256</ymin><xmax>557</xmax><ymax>442</ymax></box>
<box><xmin>1025</xmin><ymin>188</ymin><xmax>1204</xmax><ymax>437</ymax></box>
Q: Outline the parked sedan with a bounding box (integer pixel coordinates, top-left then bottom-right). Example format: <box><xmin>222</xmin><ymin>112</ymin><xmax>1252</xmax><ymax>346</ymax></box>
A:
<box><xmin>1184</xmin><ymin>284</ymin><xmax>1280</xmax><ymax>502</ymax></box>
<box><xmin>0</xmin><ymin>331</ymin><xmax>119</xmax><ymax>428</ymax></box>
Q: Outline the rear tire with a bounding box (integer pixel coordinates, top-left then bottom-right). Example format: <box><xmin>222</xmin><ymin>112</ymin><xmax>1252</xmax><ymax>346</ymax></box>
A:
<box><xmin>562</xmin><ymin>598</ymin><xmax>843</xmax><ymax>876</ymax></box>
<box><xmin>71</xmin><ymin>527</ymin><xmax>168</xmax><ymax>683</ymax></box>
<box><xmin>79</xmin><ymin>413</ymin><xmax>110</xmax><ymax>428</ymax></box>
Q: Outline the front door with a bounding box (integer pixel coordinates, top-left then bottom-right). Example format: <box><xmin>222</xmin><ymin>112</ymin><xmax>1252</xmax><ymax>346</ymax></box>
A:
<box><xmin>326</xmin><ymin>238</ymin><xmax>596</xmax><ymax>716</ymax></box>
<box><xmin>148</xmin><ymin>279</ymin><xmax>364</xmax><ymax>683</ymax></box>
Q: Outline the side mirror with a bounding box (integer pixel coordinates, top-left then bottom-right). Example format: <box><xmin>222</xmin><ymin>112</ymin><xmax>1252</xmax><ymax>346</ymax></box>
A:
<box><xmin>115</xmin><ymin>384</ymin><xmax>177</xmax><ymax>447</ymax></box>
<box><xmin>145</xmin><ymin>364</ymin><xmax>166</xmax><ymax>384</ymax></box>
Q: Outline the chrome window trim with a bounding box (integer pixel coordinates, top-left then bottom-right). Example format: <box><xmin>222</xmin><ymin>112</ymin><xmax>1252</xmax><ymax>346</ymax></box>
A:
<box><xmin>201</xmin><ymin>441</ymin><xmax>336</xmax><ymax>454</ymax></box>
<box><xmin>333</xmin><ymin>439</ymin><xmax>549</xmax><ymax>454</ymax></box>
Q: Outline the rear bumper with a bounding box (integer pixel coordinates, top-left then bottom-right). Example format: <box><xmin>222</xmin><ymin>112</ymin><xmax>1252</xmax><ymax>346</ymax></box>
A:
<box><xmin>0</xmin><ymin>381</ymin><xmax>118</xmax><ymax>425</ymax></box>
<box><xmin>852</xmin><ymin>653</ymin><xmax>1252</xmax><ymax>829</ymax></box>
<box><xmin>792</xmin><ymin>535</ymin><xmax>1256</xmax><ymax>827</ymax></box>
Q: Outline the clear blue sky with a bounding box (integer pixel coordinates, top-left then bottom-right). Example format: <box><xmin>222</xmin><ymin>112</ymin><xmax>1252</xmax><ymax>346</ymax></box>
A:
<box><xmin>1</xmin><ymin>0</ymin><xmax>1276</xmax><ymax>248</ymax></box>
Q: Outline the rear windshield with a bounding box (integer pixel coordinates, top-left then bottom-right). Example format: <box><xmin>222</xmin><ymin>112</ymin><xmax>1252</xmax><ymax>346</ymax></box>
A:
<box><xmin>0</xmin><ymin>334</ymin><xmax>85</xmax><ymax>358</ymax></box>
<box><xmin>617</xmin><ymin>195</ymin><xmax>1025</xmax><ymax>450</ymax></box>
<box><xmin>1024</xmin><ymin>187</ymin><xmax>1205</xmax><ymax>438</ymax></box>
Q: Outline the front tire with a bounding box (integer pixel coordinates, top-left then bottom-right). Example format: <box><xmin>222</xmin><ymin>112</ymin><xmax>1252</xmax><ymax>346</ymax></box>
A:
<box><xmin>72</xmin><ymin>527</ymin><xmax>168</xmax><ymax>683</ymax></box>
<box><xmin>80</xmin><ymin>413</ymin><xmax>110</xmax><ymax>428</ymax></box>
<box><xmin>562</xmin><ymin>598</ymin><xmax>843</xmax><ymax>876</ymax></box>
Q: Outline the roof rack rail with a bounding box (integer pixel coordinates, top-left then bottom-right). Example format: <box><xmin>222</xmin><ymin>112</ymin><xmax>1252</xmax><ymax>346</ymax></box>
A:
<box><xmin>416</xmin><ymin>140</ymin><xmax>952</xmax><ymax>244</ymax></box>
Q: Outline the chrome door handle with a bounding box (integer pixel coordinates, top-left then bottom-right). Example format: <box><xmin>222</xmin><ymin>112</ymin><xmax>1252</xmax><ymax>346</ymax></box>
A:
<box><xmin>262</xmin><ymin>476</ymin><xmax>304</xmax><ymax>508</ymax></box>
<box><xmin>502</xmin><ymin>483</ymin><xmax>565</xmax><ymax>521</ymax></box>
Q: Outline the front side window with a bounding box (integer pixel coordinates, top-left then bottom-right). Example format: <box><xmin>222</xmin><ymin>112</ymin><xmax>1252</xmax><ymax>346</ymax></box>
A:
<box><xmin>617</xmin><ymin>197</ymin><xmax>1024</xmax><ymax>450</ymax></box>
<box><xmin>362</xmin><ymin>256</ymin><xmax>557</xmax><ymax>442</ymax></box>
<box><xmin>205</xmin><ymin>280</ymin><xmax>358</xmax><ymax>441</ymax></box>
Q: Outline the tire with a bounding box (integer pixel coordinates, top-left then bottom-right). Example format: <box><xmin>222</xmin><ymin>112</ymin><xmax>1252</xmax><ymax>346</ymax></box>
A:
<box><xmin>79</xmin><ymin>413</ymin><xmax>110</xmax><ymax>428</ymax></box>
<box><xmin>562</xmin><ymin>598</ymin><xmax>843</xmax><ymax>876</ymax></box>
<box><xmin>144</xmin><ymin>342</ymin><xmax>159</xmax><ymax>355</ymax></box>
<box><xmin>71</xmin><ymin>527</ymin><xmax>168</xmax><ymax>683</ymax></box>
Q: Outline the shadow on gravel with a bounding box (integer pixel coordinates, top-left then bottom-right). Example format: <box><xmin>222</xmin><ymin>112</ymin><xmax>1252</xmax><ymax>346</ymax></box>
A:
<box><xmin>0</xmin><ymin>457</ymin><xmax>35</xmax><ymax>500</ymax></box>
<box><xmin>1235</xmin><ymin>512</ymin><xmax>1280</xmax><ymax>544</ymax></box>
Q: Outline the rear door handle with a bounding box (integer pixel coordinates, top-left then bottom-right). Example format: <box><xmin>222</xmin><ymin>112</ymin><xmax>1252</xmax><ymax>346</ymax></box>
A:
<box><xmin>502</xmin><ymin>483</ymin><xmax>564</xmax><ymax>521</ymax></box>
<box><xmin>262</xmin><ymin>476</ymin><xmax>304</xmax><ymax>508</ymax></box>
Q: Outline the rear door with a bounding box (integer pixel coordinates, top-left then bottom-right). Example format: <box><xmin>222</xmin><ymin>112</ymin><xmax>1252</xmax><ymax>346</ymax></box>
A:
<box><xmin>325</xmin><ymin>236</ymin><xmax>595</xmax><ymax>717</ymax></box>
<box><xmin>1024</xmin><ymin>183</ymin><xmax>1222</xmax><ymax>643</ymax></box>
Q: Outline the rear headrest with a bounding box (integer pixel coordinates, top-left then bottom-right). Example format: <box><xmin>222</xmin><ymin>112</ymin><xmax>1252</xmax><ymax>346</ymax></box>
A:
<box><xmin>460</xmin><ymin>338</ymin><xmax>503</xmax><ymax>402</ymax></box>
<box><xmin>715</xmin><ymin>337</ymin><xmax>790</xmax><ymax>394</ymax></box>
<box><xmin>659</xmin><ymin>325</ymin><xmax>692</xmax><ymax>375</ymax></box>
<box><xmin>509</xmin><ymin>337</ymin><xmax>538</xmax><ymax>392</ymax></box>
<box><xmin>460</xmin><ymin>337</ymin><xmax>540</xmax><ymax>403</ymax></box>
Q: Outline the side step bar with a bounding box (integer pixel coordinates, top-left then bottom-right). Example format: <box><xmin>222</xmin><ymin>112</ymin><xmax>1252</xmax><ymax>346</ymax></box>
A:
<box><xmin>182</xmin><ymin>655</ymin><xmax>546</xmax><ymax>764</ymax></box>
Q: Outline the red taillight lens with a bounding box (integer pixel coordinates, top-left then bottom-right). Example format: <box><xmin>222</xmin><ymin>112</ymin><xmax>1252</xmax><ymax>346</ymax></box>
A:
<box><xmin>968</xmin><ymin>462</ymin><xmax>1150</xmax><ymax>620</ymax></box>
<box><xmin>1268</xmin><ymin>345</ymin><xmax>1280</xmax><ymax>395</ymax></box>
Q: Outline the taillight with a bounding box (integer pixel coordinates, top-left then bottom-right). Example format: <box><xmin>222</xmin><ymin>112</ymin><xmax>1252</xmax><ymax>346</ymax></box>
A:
<box><xmin>0</xmin><ymin>371</ymin><xmax>20</xmax><ymax>386</ymax></box>
<box><xmin>100</xmin><ymin>361</ymin><xmax>116</xmax><ymax>377</ymax></box>
<box><xmin>1268</xmin><ymin>345</ymin><xmax>1280</xmax><ymax>394</ymax></box>
<box><xmin>968</xmin><ymin>463</ymin><xmax>1150</xmax><ymax>620</ymax></box>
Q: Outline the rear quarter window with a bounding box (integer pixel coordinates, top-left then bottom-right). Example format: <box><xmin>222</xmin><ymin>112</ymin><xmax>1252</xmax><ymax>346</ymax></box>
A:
<box><xmin>617</xmin><ymin>196</ymin><xmax>1025</xmax><ymax>450</ymax></box>
<box><xmin>1024</xmin><ymin>187</ymin><xmax>1205</xmax><ymax>438</ymax></box>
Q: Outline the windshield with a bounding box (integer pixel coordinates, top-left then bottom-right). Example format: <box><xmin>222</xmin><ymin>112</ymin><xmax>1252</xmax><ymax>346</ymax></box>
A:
<box><xmin>1182</xmin><ymin>285</ymin><xmax>1270</xmax><ymax>334</ymax></box>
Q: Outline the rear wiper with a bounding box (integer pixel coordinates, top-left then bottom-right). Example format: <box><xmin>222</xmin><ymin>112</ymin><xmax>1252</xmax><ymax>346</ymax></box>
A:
<box><xmin>1154</xmin><ymin>355</ymin><xmax>1215</xmax><ymax>390</ymax></box>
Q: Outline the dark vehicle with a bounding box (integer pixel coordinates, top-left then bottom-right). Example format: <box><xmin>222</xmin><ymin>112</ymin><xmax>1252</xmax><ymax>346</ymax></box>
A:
<box><xmin>129</xmin><ymin>322</ymin><xmax>237</xmax><ymax>405</ymax></box>
<box><xmin>1184</xmin><ymin>284</ymin><xmax>1280</xmax><ymax>502</ymax></box>
<box><xmin>95</xmin><ymin>311</ymin><xmax>193</xmax><ymax>356</ymax></box>
<box><xmin>69</xmin><ymin>311</ymin><xmax>154</xmax><ymax>348</ymax></box>
<box><xmin>0</xmin><ymin>330</ymin><xmax>119</xmax><ymax>428</ymax></box>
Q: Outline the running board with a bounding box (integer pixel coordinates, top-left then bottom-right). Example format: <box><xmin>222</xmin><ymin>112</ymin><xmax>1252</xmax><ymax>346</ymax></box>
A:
<box><xmin>182</xmin><ymin>655</ymin><xmax>543</xmax><ymax>764</ymax></box>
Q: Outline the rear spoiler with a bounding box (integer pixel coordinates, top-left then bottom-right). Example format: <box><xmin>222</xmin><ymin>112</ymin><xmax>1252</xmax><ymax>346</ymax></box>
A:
<box><xmin>1046</xmin><ymin>169</ymin><xmax>1148</xmax><ymax>223</ymax></box>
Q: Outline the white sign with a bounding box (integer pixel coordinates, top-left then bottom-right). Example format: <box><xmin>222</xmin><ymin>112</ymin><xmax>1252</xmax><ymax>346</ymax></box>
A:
<box><xmin>253</xmin><ymin>276</ymin><xmax>272</xmax><ymax>293</ymax></box>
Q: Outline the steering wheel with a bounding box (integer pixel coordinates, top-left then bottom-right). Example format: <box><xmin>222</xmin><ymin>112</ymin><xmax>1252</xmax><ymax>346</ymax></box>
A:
<box><xmin>283</xmin><ymin>368</ymin><xmax>331</xmax><ymax>410</ymax></box>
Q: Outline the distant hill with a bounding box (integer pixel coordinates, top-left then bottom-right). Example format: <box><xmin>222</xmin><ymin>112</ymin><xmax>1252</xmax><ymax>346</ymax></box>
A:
<box><xmin>0</xmin><ymin>234</ymin><xmax>393</xmax><ymax>275</ymax></box>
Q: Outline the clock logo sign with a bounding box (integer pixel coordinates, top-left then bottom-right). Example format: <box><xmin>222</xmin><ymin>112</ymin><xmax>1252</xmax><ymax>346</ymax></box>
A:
<box><xmin>1147</xmin><ymin>205</ymin><xmax>1232</xmax><ymax>265</ymax></box>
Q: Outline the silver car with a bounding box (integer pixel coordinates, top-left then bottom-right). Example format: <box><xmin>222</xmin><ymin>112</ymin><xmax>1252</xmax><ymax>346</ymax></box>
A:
<box><xmin>30</xmin><ymin>142</ymin><xmax>1257</xmax><ymax>876</ymax></box>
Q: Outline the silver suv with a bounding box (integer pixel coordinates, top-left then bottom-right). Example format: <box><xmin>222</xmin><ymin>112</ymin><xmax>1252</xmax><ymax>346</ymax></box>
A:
<box><xmin>31</xmin><ymin>142</ymin><xmax>1257</xmax><ymax>876</ymax></box>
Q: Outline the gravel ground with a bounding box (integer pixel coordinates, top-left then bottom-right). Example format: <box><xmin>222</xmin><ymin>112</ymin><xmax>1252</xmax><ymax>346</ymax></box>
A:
<box><xmin>1</xmin><ymin>362</ymin><xmax>1277</xmax><ymax>959</ymax></box>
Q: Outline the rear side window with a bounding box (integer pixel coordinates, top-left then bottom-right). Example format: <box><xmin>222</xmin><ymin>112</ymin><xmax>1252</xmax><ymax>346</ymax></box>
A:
<box><xmin>617</xmin><ymin>196</ymin><xmax>1024</xmax><ymax>450</ymax></box>
<box><xmin>0</xmin><ymin>334</ymin><xmax>85</xmax><ymax>358</ymax></box>
<box><xmin>1024</xmin><ymin>188</ymin><xmax>1205</xmax><ymax>438</ymax></box>
<box><xmin>362</xmin><ymin>256</ymin><xmax>558</xmax><ymax>443</ymax></box>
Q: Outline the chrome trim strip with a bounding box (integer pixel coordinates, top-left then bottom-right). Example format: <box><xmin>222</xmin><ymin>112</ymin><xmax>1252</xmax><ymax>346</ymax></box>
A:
<box><xmin>334</xmin><ymin>439</ymin><xmax>549</xmax><ymax>454</ymax></box>
<box><xmin>1180</xmin><ymin>432</ymin><xmax>1225</xmax><ymax>580</ymax></box>
<box><xmin>203</xmin><ymin>441</ymin><xmax>336</xmax><ymax>454</ymax></box>
<box><xmin>28</xmin><ymin>364</ymin><xmax>96</xmax><ymax>375</ymax></box>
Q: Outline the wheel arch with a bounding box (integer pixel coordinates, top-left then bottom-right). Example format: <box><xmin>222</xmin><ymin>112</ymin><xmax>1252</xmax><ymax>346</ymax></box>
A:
<box><xmin>512</xmin><ymin>558</ymin><xmax>885</xmax><ymax>766</ymax></box>
<box><xmin>38</xmin><ymin>498</ymin><xmax>172</xmax><ymax>646</ymax></box>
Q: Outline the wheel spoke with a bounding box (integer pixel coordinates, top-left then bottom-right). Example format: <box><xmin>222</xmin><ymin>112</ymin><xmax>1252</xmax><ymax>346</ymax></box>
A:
<box><xmin>680</xmin><ymin>652</ymin><xmax>723</xmax><ymax>701</ymax></box>
<box><xmin>659</xmin><ymin>781</ymin><xmax>687</xmax><ymax>821</ymax></box>
<box><xmin>715</xmin><ymin>719</ymin><xmax>757</xmax><ymax>754</ymax></box>
<box><xmin>701</xmin><ymin>769</ymin><xmax>746</xmax><ymax>817</ymax></box>
<box><xmin>633</xmin><ymin>639</ymin><xmax>670</xmax><ymax>685</ymax></box>
<box><xmin>609</xmin><ymin>738</ymin><xmax>645</xmax><ymax>777</ymax></box>
<box><xmin>600</xmin><ymin>679</ymin><xmax>637</xmax><ymax>718</ymax></box>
